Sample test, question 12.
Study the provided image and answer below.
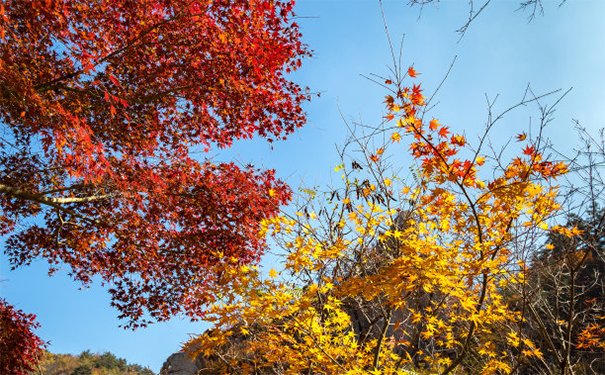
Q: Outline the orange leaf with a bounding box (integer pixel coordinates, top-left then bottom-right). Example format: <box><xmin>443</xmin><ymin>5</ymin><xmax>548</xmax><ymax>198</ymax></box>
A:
<box><xmin>408</xmin><ymin>67</ymin><xmax>419</xmax><ymax>78</ymax></box>
<box><xmin>438</xmin><ymin>127</ymin><xmax>450</xmax><ymax>138</ymax></box>
<box><xmin>523</xmin><ymin>145</ymin><xmax>535</xmax><ymax>155</ymax></box>
<box><xmin>451</xmin><ymin>135</ymin><xmax>466</xmax><ymax>146</ymax></box>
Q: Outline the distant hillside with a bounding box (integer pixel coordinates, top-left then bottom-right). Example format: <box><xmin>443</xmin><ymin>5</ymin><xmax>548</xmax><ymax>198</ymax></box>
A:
<box><xmin>29</xmin><ymin>350</ymin><xmax>155</xmax><ymax>375</ymax></box>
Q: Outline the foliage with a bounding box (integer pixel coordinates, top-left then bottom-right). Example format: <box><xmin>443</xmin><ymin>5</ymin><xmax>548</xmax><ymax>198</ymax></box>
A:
<box><xmin>0</xmin><ymin>299</ymin><xmax>46</xmax><ymax>375</ymax></box>
<box><xmin>71</xmin><ymin>365</ymin><xmax>93</xmax><ymax>375</ymax></box>
<box><xmin>504</xmin><ymin>131</ymin><xmax>605</xmax><ymax>375</ymax></box>
<box><xmin>0</xmin><ymin>0</ymin><xmax>308</xmax><ymax>328</ymax></box>
<box><xmin>524</xmin><ymin>212</ymin><xmax>604</xmax><ymax>374</ymax></box>
<box><xmin>31</xmin><ymin>350</ymin><xmax>154</xmax><ymax>375</ymax></box>
<box><xmin>184</xmin><ymin>68</ymin><xmax>574</xmax><ymax>374</ymax></box>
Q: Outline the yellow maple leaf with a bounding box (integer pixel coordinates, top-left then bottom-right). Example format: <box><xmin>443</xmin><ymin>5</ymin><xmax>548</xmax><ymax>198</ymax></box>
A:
<box><xmin>269</xmin><ymin>268</ymin><xmax>278</xmax><ymax>278</ymax></box>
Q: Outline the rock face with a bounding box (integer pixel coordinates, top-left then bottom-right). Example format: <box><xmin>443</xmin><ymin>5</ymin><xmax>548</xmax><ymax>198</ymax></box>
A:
<box><xmin>159</xmin><ymin>352</ymin><xmax>203</xmax><ymax>375</ymax></box>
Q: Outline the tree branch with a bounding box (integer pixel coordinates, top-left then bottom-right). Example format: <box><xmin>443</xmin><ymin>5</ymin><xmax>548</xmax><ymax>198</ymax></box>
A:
<box><xmin>0</xmin><ymin>183</ymin><xmax>113</xmax><ymax>225</ymax></box>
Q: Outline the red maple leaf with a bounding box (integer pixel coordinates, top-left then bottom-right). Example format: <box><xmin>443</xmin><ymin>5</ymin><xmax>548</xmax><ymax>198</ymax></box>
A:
<box><xmin>439</xmin><ymin>126</ymin><xmax>451</xmax><ymax>138</ymax></box>
<box><xmin>523</xmin><ymin>145</ymin><xmax>536</xmax><ymax>155</ymax></box>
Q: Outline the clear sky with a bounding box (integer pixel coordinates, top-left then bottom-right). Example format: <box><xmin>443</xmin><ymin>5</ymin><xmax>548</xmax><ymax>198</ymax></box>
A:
<box><xmin>1</xmin><ymin>0</ymin><xmax>604</xmax><ymax>373</ymax></box>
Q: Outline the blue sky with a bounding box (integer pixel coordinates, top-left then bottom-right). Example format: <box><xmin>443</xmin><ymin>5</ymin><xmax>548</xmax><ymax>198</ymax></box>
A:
<box><xmin>1</xmin><ymin>1</ymin><xmax>604</xmax><ymax>372</ymax></box>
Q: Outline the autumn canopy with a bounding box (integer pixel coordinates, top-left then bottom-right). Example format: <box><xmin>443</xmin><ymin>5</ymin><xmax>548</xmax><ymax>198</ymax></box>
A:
<box><xmin>2</xmin><ymin>1</ymin><xmax>605</xmax><ymax>375</ymax></box>
<box><xmin>0</xmin><ymin>0</ymin><xmax>307</xmax><ymax>357</ymax></box>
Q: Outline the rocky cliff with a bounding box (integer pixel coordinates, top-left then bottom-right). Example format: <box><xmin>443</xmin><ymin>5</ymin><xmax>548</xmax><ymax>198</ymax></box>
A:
<box><xmin>159</xmin><ymin>352</ymin><xmax>204</xmax><ymax>375</ymax></box>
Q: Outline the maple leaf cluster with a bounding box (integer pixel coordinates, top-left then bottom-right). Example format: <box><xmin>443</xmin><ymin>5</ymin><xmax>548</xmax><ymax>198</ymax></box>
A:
<box><xmin>0</xmin><ymin>299</ymin><xmax>46</xmax><ymax>375</ymax></box>
<box><xmin>0</xmin><ymin>0</ymin><xmax>308</xmax><ymax>327</ymax></box>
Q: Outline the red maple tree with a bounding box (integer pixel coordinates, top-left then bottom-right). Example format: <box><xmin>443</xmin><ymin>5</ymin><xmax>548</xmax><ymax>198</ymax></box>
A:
<box><xmin>0</xmin><ymin>299</ymin><xmax>46</xmax><ymax>375</ymax></box>
<box><xmin>0</xmin><ymin>0</ymin><xmax>309</xmax><ymax>330</ymax></box>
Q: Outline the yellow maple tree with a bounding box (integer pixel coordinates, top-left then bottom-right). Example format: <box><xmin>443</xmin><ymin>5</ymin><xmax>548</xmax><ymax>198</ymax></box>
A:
<box><xmin>185</xmin><ymin>68</ymin><xmax>572</xmax><ymax>375</ymax></box>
